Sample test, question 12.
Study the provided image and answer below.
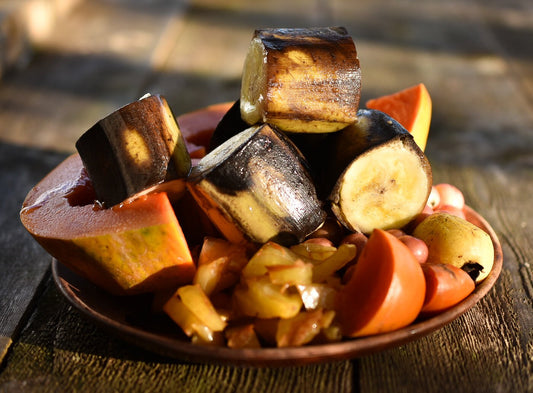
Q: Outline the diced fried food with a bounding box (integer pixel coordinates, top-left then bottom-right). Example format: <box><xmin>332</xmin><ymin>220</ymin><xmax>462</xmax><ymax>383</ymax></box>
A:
<box><xmin>242</xmin><ymin>242</ymin><xmax>303</xmax><ymax>278</ymax></box>
<box><xmin>297</xmin><ymin>283</ymin><xmax>338</xmax><ymax>310</ymax></box>
<box><xmin>233</xmin><ymin>277</ymin><xmax>303</xmax><ymax>319</ymax></box>
<box><xmin>267</xmin><ymin>260</ymin><xmax>314</xmax><ymax>286</ymax></box>
<box><xmin>163</xmin><ymin>284</ymin><xmax>227</xmax><ymax>342</ymax></box>
<box><xmin>312</xmin><ymin>244</ymin><xmax>356</xmax><ymax>283</ymax></box>
<box><xmin>163</xmin><ymin>294</ymin><xmax>217</xmax><ymax>343</ymax></box>
<box><xmin>225</xmin><ymin>324</ymin><xmax>262</xmax><ymax>349</ymax></box>
<box><xmin>193</xmin><ymin>237</ymin><xmax>250</xmax><ymax>295</ymax></box>
<box><xmin>290</xmin><ymin>242</ymin><xmax>337</xmax><ymax>261</ymax></box>
<box><xmin>276</xmin><ymin>309</ymin><xmax>336</xmax><ymax>347</ymax></box>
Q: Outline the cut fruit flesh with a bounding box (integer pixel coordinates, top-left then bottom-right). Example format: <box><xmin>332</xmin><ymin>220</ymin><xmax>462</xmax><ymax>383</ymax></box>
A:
<box><xmin>336</xmin><ymin>229</ymin><xmax>426</xmax><ymax>337</ymax></box>
<box><xmin>332</xmin><ymin>138</ymin><xmax>431</xmax><ymax>233</ymax></box>
<box><xmin>366</xmin><ymin>83</ymin><xmax>432</xmax><ymax>151</ymax></box>
<box><xmin>20</xmin><ymin>154</ymin><xmax>195</xmax><ymax>295</ymax></box>
<box><xmin>328</xmin><ymin>109</ymin><xmax>432</xmax><ymax>234</ymax></box>
<box><xmin>76</xmin><ymin>94</ymin><xmax>191</xmax><ymax>207</ymax></box>
<box><xmin>188</xmin><ymin>124</ymin><xmax>326</xmax><ymax>245</ymax></box>
<box><xmin>240</xmin><ymin>27</ymin><xmax>361</xmax><ymax>133</ymax></box>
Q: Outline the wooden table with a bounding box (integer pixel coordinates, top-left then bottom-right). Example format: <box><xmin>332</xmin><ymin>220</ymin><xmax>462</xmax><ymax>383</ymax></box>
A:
<box><xmin>1</xmin><ymin>0</ymin><xmax>531</xmax><ymax>391</ymax></box>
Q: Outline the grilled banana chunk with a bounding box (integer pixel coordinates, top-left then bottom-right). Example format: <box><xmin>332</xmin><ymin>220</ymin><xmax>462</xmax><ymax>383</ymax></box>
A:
<box><xmin>328</xmin><ymin>109</ymin><xmax>432</xmax><ymax>234</ymax></box>
<box><xmin>76</xmin><ymin>94</ymin><xmax>191</xmax><ymax>207</ymax></box>
<box><xmin>240</xmin><ymin>27</ymin><xmax>361</xmax><ymax>133</ymax></box>
<box><xmin>187</xmin><ymin>123</ymin><xmax>326</xmax><ymax>246</ymax></box>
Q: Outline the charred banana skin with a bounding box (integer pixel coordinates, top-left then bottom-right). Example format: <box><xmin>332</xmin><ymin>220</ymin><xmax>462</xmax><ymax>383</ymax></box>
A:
<box><xmin>208</xmin><ymin>100</ymin><xmax>249</xmax><ymax>152</ymax></box>
<box><xmin>240</xmin><ymin>27</ymin><xmax>361</xmax><ymax>133</ymax></box>
<box><xmin>76</xmin><ymin>94</ymin><xmax>191</xmax><ymax>207</ymax></box>
<box><xmin>188</xmin><ymin>124</ymin><xmax>326</xmax><ymax>246</ymax></box>
<box><xmin>328</xmin><ymin>109</ymin><xmax>433</xmax><ymax>234</ymax></box>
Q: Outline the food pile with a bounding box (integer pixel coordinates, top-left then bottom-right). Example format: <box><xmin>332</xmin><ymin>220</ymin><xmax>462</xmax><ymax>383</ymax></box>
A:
<box><xmin>20</xmin><ymin>27</ymin><xmax>495</xmax><ymax>348</ymax></box>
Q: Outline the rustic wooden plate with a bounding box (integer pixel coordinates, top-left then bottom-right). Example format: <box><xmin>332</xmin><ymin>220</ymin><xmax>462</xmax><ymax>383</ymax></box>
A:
<box><xmin>52</xmin><ymin>206</ymin><xmax>502</xmax><ymax>367</ymax></box>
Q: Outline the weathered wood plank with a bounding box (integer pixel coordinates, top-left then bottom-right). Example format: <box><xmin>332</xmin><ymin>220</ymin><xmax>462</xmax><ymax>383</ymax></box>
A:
<box><xmin>0</xmin><ymin>0</ymin><xmax>532</xmax><ymax>392</ymax></box>
<box><xmin>329</xmin><ymin>0</ymin><xmax>533</xmax><ymax>392</ymax></box>
<box><xmin>0</xmin><ymin>0</ymin><xmax>83</xmax><ymax>79</ymax></box>
<box><xmin>144</xmin><ymin>0</ymin><xmax>336</xmax><ymax>115</ymax></box>
<box><xmin>0</xmin><ymin>143</ymin><xmax>66</xmax><ymax>363</ymax></box>
<box><xmin>0</xmin><ymin>277</ymin><xmax>355</xmax><ymax>393</ymax></box>
<box><xmin>0</xmin><ymin>0</ymin><xmax>190</xmax><ymax>153</ymax></box>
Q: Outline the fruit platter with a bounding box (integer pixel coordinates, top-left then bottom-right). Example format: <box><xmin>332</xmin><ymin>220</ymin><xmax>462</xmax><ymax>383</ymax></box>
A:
<box><xmin>20</xmin><ymin>27</ymin><xmax>502</xmax><ymax>366</ymax></box>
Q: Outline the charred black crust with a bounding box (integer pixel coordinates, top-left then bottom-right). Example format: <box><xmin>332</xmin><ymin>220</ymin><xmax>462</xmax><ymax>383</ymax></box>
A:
<box><xmin>205</xmin><ymin>125</ymin><xmax>315</xmax><ymax>197</ymax></box>
<box><xmin>75</xmin><ymin>95</ymin><xmax>190</xmax><ymax>207</ymax></box>
<box><xmin>76</xmin><ymin>123</ymin><xmax>128</xmax><ymax>207</ymax></box>
<box><xmin>255</xmin><ymin>27</ymin><xmax>352</xmax><ymax>51</ymax></box>
<box><xmin>462</xmin><ymin>262</ymin><xmax>484</xmax><ymax>282</ymax></box>
<box><xmin>208</xmin><ymin>99</ymin><xmax>249</xmax><ymax>152</ymax></box>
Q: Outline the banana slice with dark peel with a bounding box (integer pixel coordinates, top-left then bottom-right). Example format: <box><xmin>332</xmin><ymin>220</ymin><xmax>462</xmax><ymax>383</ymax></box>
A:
<box><xmin>76</xmin><ymin>94</ymin><xmax>191</xmax><ymax>207</ymax></box>
<box><xmin>187</xmin><ymin>123</ymin><xmax>326</xmax><ymax>246</ymax></box>
<box><xmin>208</xmin><ymin>99</ymin><xmax>249</xmax><ymax>152</ymax></box>
<box><xmin>328</xmin><ymin>109</ymin><xmax>432</xmax><ymax>234</ymax></box>
<box><xmin>240</xmin><ymin>27</ymin><xmax>361</xmax><ymax>133</ymax></box>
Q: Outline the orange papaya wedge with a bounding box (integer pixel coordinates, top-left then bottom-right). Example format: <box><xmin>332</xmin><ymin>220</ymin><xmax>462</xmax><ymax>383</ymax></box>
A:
<box><xmin>366</xmin><ymin>83</ymin><xmax>432</xmax><ymax>151</ymax></box>
<box><xmin>177</xmin><ymin>102</ymin><xmax>233</xmax><ymax>150</ymax></box>
<box><xmin>20</xmin><ymin>154</ymin><xmax>195</xmax><ymax>295</ymax></box>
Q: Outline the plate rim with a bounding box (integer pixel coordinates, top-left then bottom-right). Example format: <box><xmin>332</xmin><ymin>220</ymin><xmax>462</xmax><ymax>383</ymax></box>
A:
<box><xmin>52</xmin><ymin>205</ymin><xmax>503</xmax><ymax>367</ymax></box>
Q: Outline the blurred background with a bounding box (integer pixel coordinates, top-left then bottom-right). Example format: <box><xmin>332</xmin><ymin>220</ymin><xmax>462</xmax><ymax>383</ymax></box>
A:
<box><xmin>1</xmin><ymin>0</ymin><xmax>532</xmax><ymax>166</ymax></box>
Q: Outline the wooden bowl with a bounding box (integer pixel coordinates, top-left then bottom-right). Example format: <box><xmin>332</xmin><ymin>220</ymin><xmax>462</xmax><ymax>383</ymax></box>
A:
<box><xmin>52</xmin><ymin>206</ymin><xmax>502</xmax><ymax>367</ymax></box>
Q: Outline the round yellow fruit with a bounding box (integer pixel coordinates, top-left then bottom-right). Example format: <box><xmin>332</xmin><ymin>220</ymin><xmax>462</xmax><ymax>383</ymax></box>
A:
<box><xmin>413</xmin><ymin>212</ymin><xmax>494</xmax><ymax>283</ymax></box>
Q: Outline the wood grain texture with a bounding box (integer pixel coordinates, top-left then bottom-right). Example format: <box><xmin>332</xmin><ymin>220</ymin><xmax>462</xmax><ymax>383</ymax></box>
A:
<box><xmin>0</xmin><ymin>277</ymin><xmax>355</xmax><ymax>393</ymax></box>
<box><xmin>0</xmin><ymin>0</ymin><xmax>532</xmax><ymax>391</ymax></box>
<box><xmin>0</xmin><ymin>0</ymin><xmax>190</xmax><ymax>153</ymax></box>
<box><xmin>0</xmin><ymin>143</ymin><xmax>65</xmax><ymax>362</ymax></box>
<box><xmin>358</xmin><ymin>166</ymin><xmax>533</xmax><ymax>393</ymax></box>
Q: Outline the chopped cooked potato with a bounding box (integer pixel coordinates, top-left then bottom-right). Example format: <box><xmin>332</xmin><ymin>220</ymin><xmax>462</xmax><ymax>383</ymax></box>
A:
<box><xmin>191</xmin><ymin>331</ymin><xmax>226</xmax><ymax>347</ymax></box>
<box><xmin>290</xmin><ymin>243</ymin><xmax>337</xmax><ymax>261</ymax></box>
<box><xmin>194</xmin><ymin>256</ymin><xmax>230</xmax><ymax>295</ymax></box>
<box><xmin>242</xmin><ymin>242</ymin><xmax>302</xmax><ymax>278</ymax></box>
<box><xmin>233</xmin><ymin>277</ymin><xmax>303</xmax><ymax>319</ymax></box>
<box><xmin>276</xmin><ymin>309</ymin><xmax>336</xmax><ymax>347</ymax></box>
<box><xmin>312</xmin><ymin>243</ymin><xmax>356</xmax><ymax>283</ymax></box>
<box><xmin>164</xmin><ymin>238</ymin><xmax>359</xmax><ymax>348</ymax></box>
<box><xmin>225</xmin><ymin>324</ymin><xmax>262</xmax><ymax>348</ymax></box>
<box><xmin>194</xmin><ymin>237</ymin><xmax>249</xmax><ymax>294</ymax></box>
<box><xmin>319</xmin><ymin>323</ymin><xmax>343</xmax><ymax>343</ymax></box>
<box><xmin>297</xmin><ymin>283</ymin><xmax>337</xmax><ymax>310</ymax></box>
<box><xmin>163</xmin><ymin>294</ymin><xmax>217</xmax><ymax>342</ymax></box>
<box><xmin>253</xmin><ymin>318</ymin><xmax>279</xmax><ymax>346</ymax></box>
<box><xmin>267</xmin><ymin>260</ymin><xmax>313</xmax><ymax>286</ymax></box>
<box><xmin>176</xmin><ymin>284</ymin><xmax>227</xmax><ymax>332</ymax></box>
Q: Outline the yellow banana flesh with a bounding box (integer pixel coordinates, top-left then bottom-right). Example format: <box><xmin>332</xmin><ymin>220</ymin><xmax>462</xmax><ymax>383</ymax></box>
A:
<box><xmin>329</xmin><ymin>110</ymin><xmax>432</xmax><ymax>234</ymax></box>
<box><xmin>330</xmin><ymin>138</ymin><xmax>431</xmax><ymax>233</ymax></box>
<box><xmin>188</xmin><ymin>124</ymin><xmax>326</xmax><ymax>245</ymax></box>
<box><xmin>76</xmin><ymin>94</ymin><xmax>191</xmax><ymax>207</ymax></box>
<box><xmin>240</xmin><ymin>27</ymin><xmax>361</xmax><ymax>133</ymax></box>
